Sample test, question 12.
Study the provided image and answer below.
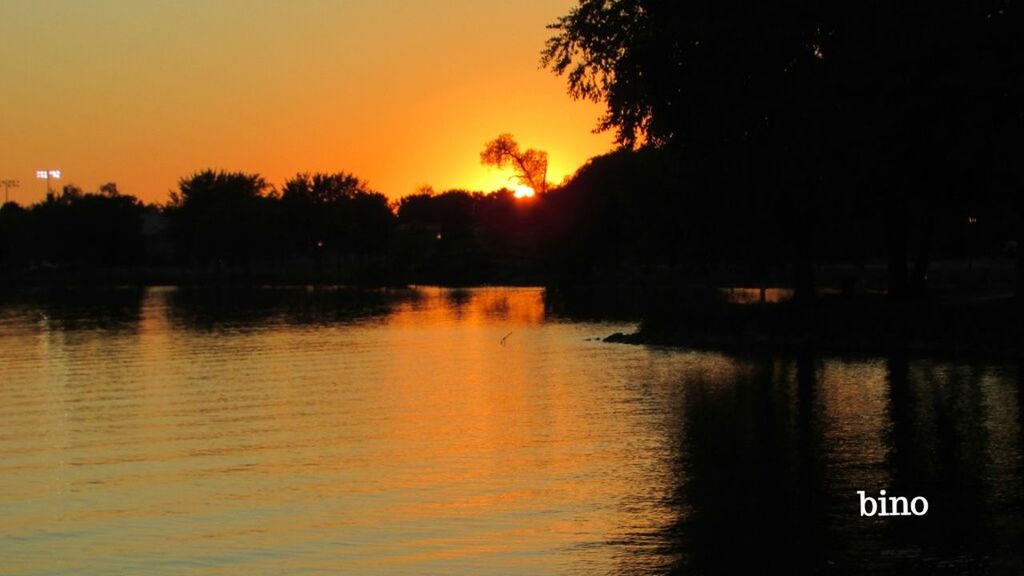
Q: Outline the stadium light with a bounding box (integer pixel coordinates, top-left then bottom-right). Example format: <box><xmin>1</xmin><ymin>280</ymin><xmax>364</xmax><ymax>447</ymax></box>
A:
<box><xmin>1</xmin><ymin>179</ymin><xmax>19</xmax><ymax>204</ymax></box>
<box><xmin>36</xmin><ymin>169</ymin><xmax>61</xmax><ymax>198</ymax></box>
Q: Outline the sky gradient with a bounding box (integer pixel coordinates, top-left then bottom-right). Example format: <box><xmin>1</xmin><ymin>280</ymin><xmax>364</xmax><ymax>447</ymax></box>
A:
<box><xmin>0</xmin><ymin>0</ymin><xmax>611</xmax><ymax>204</ymax></box>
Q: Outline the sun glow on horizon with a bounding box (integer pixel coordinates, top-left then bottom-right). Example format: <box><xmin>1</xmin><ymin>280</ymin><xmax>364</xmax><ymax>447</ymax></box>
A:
<box><xmin>0</xmin><ymin>1</ymin><xmax>612</xmax><ymax>204</ymax></box>
<box><xmin>513</xmin><ymin>185</ymin><xmax>536</xmax><ymax>199</ymax></box>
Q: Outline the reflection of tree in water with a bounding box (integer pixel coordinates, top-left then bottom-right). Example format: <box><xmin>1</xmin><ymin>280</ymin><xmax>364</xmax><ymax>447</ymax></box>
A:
<box><xmin>542</xmin><ymin>284</ymin><xmax>649</xmax><ymax>321</ymax></box>
<box><xmin>164</xmin><ymin>286</ymin><xmax>413</xmax><ymax>331</ymax></box>
<box><xmin>615</xmin><ymin>356</ymin><xmax>1024</xmax><ymax>575</ymax></box>
<box><xmin>482</xmin><ymin>295</ymin><xmax>510</xmax><ymax>319</ymax></box>
<box><xmin>5</xmin><ymin>287</ymin><xmax>145</xmax><ymax>333</ymax></box>
<box><xmin>655</xmin><ymin>358</ymin><xmax>834</xmax><ymax>574</ymax></box>
<box><xmin>1015</xmin><ymin>364</ymin><xmax>1024</xmax><ymax>556</ymax></box>
<box><xmin>444</xmin><ymin>288</ymin><xmax>472</xmax><ymax>319</ymax></box>
<box><xmin>884</xmin><ymin>359</ymin><xmax>1022</xmax><ymax>572</ymax></box>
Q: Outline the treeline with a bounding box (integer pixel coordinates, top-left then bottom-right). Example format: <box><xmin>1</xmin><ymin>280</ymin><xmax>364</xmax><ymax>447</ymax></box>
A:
<box><xmin>0</xmin><ymin>168</ymin><xmax>584</xmax><ymax>285</ymax></box>
<box><xmin>1</xmin><ymin>152</ymin><xmax>1019</xmax><ymax>291</ymax></box>
<box><xmin>0</xmin><ymin>183</ymin><xmax>147</xmax><ymax>271</ymax></box>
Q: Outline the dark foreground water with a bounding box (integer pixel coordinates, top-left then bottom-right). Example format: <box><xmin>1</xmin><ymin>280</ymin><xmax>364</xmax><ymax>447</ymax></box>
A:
<box><xmin>1</xmin><ymin>286</ymin><xmax>1022</xmax><ymax>575</ymax></box>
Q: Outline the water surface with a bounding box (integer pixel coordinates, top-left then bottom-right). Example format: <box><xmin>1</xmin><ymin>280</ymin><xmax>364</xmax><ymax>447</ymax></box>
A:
<box><xmin>1</xmin><ymin>286</ymin><xmax>1021</xmax><ymax>574</ymax></box>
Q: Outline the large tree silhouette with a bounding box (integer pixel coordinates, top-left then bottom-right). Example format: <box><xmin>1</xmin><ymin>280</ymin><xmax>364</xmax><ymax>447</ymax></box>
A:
<box><xmin>542</xmin><ymin>2</ymin><xmax>839</xmax><ymax>298</ymax></box>
<box><xmin>543</xmin><ymin>1</ymin><xmax>1023</xmax><ymax>300</ymax></box>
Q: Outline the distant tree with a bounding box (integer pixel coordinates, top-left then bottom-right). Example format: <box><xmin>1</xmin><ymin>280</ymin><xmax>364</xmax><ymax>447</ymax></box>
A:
<box><xmin>56</xmin><ymin>184</ymin><xmax>85</xmax><ymax>203</ymax></box>
<box><xmin>388</xmin><ymin>187</ymin><xmax>529</xmax><ymax>278</ymax></box>
<box><xmin>23</xmin><ymin>182</ymin><xmax>145</xmax><ymax>267</ymax></box>
<box><xmin>480</xmin><ymin>134</ymin><xmax>548</xmax><ymax>194</ymax></box>
<box><xmin>0</xmin><ymin>202</ymin><xmax>31</xmax><ymax>270</ymax></box>
<box><xmin>281</xmin><ymin>172</ymin><xmax>370</xmax><ymax>205</ymax></box>
<box><xmin>397</xmin><ymin>189</ymin><xmax>476</xmax><ymax>240</ymax></box>
<box><xmin>168</xmin><ymin>170</ymin><xmax>269</xmax><ymax>270</ymax></box>
<box><xmin>281</xmin><ymin>172</ymin><xmax>394</xmax><ymax>259</ymax></box>
<box><xmin>98</xmin><ymin>182</ymin><xmax>120</xmax><ymax>197</ymax></box>
<box><xmin>170</xmin><ymin>170</ymin><xmax>268</xmax><ymax>210</ymax></box>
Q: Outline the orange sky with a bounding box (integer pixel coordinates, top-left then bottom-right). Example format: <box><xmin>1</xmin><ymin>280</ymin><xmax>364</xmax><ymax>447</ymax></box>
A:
<box><xmin>0</xmin><ymin>0</ymin><xmax>611</xmax><ymax>205</ymax></box>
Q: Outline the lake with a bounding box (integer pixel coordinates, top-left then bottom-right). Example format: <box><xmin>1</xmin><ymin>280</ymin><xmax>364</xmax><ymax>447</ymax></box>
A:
<box><xmin>1</xmin><ymin>286</ymin><xmax>1022</xmax><ymax>574</ymax></box>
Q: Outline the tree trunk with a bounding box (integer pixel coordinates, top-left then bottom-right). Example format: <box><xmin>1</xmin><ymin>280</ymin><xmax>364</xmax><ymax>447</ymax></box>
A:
<box><xmin>792</xmin><ymin>184</ymin><xmax>815</xmax><ymax>304</ymax></box>
<box><xmin>910</xmin><ymin>214</ymin><xmax>933</xmax><ymax>298</ymax></box>
<box><xmin>886</xmin><ymin>196</ymin><xmax>909</xmax><ymax>299</ymax></box>
<box><xmin>1017</xmin><ymin>213</ymin><xmax>1024</xmax><ymax>303</ymax></box>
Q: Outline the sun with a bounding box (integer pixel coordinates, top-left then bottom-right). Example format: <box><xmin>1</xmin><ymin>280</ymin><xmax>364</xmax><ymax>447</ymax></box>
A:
<box><xmin>513</xmin><ymin>184</ymin><xmax>536</xmax><ymax>199</ymax></box>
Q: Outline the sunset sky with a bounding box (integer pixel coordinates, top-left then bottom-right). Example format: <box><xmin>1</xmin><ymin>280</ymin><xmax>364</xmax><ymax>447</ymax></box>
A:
<box><xmin>0</xmin><ymin>0</ymin><xmax>611</xmax><ymax>205</ymax></box>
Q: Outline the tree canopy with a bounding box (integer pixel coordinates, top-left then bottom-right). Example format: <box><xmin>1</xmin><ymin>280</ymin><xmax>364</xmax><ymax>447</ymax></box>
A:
<box><xmin>281</xmin><ymin>172</ymin><xmax>372</xmax><ymax>205</ymax></box>
<box><xmin>542</xmin><ymin>1</ymin><xmax>1024</xmax><ymax>298</ymax></box>
<box><xmin>480</xmin><ymin>134</ymin><xmax>549</xmax><ymax>194</ymax></box>
<box><xmin>542</xmin><ymin>2</ymin><xmax>1020</xmax><ymax>152</ymax></box>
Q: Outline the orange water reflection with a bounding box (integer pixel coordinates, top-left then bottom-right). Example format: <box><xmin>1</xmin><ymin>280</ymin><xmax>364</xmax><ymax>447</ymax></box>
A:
<box><xmin>0</xmin><ymin>287</ymin><xmax>1021</xmax><ymax>574</ymax></box>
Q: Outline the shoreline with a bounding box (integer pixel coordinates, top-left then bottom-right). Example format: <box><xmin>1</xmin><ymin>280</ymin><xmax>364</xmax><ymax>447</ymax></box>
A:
<box><xmin>604</xmin><ymin>294</ymin><xmax>1024</xmax><ymax>361</ymax></box>
<box><xmin>5</xmin><ymin>272</ymin><xmax>1022</xmax><ymax>361</ymax></box>
<box><xmin>0</xmin><ymin>265</ymin><xmax>549</xmax><ymax>291</ymax></box>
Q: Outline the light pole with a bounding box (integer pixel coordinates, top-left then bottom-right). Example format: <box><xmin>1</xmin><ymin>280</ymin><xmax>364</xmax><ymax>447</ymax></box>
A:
<box><xmin>1</xmin><ymin>179</ymin><xmax>18</xmax><ymax>205</ymax></box>
<box><xmin>36</xmin><ymin>169</ymin><xmax>61</xmax><ymax>199</ymax></box>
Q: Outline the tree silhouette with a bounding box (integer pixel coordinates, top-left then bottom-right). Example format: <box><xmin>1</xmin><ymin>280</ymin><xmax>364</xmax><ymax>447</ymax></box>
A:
<box><xmin>6</xmin><ymin>183</ymin><xmax>147</xmax><ymax>269</ymax></box>
<box><xmin>480</xmin><ymin>134</ymin><xmax>548</xmax><ymax>194</ymax></box>
<box><xmin>281</xmin><ymin>172</ymin><xmax>370</xmax><ymax>205</ymax></box>
<box><xmin>98</xmin><ymin>182</ymin><xmax>121</xmax><ymax>197</ymax></box>
<box><xmin>543</xmin><ymin>2</ymin><xmax>831</xmax><ymax>298</ymax></box>
<box><xmin>281</xmin><ymin>172</ymin><xmax>394</xmax><ymax>266</ymax></box>
<box><xmin>543</xmin><ymin>1</ymin><xmax>1023</xmax><ymax>300</ymax></box>
<box><xmin>168</xmin><ymin>170</ymin><xmax>271</xmax><ymax>271</ymax></box>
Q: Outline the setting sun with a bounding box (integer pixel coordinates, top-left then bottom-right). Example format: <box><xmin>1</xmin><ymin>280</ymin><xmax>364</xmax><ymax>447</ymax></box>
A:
<box><xmin>0</xmin><ymin>1</ymin><xmax>610</xmax><ymax>204</ymax></box>
<box><xmin>514</xmin><ymin>185</ymin><xmax>536</xmax><ymax>199</ymax></box>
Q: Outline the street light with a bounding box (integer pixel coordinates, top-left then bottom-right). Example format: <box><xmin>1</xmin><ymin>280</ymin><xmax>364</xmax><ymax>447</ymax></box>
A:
<box><xmin>36</xmin><ymin>169</ymin><xmax>61</xmax><ymax>199</ymax></box>
<box><xmin>1</xmin><ymin>179</ymin><xmax>18</xmax><ymax>204</ymax></box>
